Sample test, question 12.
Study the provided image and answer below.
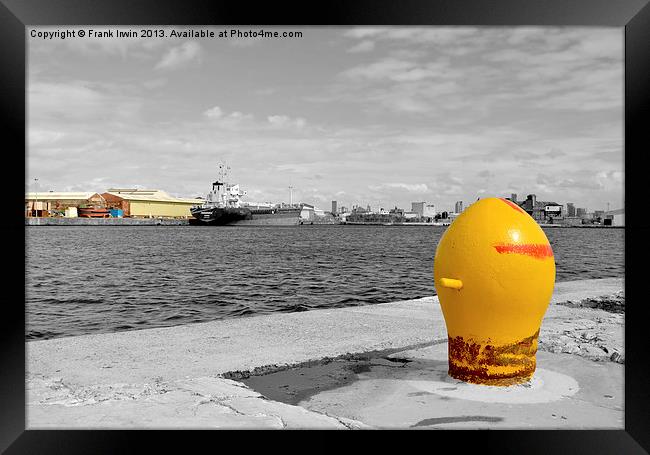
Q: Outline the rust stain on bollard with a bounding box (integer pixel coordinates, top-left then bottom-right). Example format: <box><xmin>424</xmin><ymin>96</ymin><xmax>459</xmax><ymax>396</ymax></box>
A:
<box><xmin>447</xmin><ymin>331</ymin><xmax>540</xmax><ymax>386</ymax></box>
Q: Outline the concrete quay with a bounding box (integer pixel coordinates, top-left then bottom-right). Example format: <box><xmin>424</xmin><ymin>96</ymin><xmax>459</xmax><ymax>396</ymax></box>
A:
<box><xmin>25</xmin><ymin>217</ymin><xmax>189</xmax><ymax>226</ymax></box>
<box><xmin>27</xmin><ymin>277</ymin><xmax>624</xmax><ymax>429</ymax></box>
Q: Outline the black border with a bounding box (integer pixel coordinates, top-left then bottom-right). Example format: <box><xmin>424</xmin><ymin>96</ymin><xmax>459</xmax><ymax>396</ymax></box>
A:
<box><xmin>3</xmin><ymin>0</ymin><xmax>649</xmax><ymax>452</ymax></box>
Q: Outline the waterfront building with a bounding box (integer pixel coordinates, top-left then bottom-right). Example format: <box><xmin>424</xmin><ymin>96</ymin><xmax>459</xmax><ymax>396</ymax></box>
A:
<box><xmin>411</xmin><ymin>202</ymin><xmax>425</xmax><ymax>217</ymax></box>
<box><xmin>411</xmin><ymin>201</ymin><xmax>436</xmax><ymax>218</ymax></box>
<box><xmin>300</xmin><ymin>203</ymin><xmax>315</xmax><ymax>221</ymax></box>
<box><xmin>102</xmin><ymin>189</ymin><xmax>203</xmax><ymax>219</ymax></box>
<box><xmin>566</xmin><ymin>203</ymin><xmax>576</xmax><ymax>217</ymax></box>
<box><xmin>331</xmin><ymin>200</ymin><xmax>337</xmax><ymax>215</ymax></box>
<box><xmin>454</xmin><ymin>201</ymin><xmax>463</xmax><ymax>213</ymax></box>
<box><xmin>511</xmin><ymin>194</ymin><xmax>518</xmax><ymax>203</ymax></box>
<box><xmin>576</xmin><ymin>207</ymin><xmax>587</xmax><ymax>217</ymax></box>
<box><xmin>518</xmin><ymin>194</ymin><xmax>564</xmax><ymax>223</ymax></box>
<box><xmin>25</xmin><ymin>192</ymin><xmax>106</xmax><ymax>217</ymax></box>
<box><xmin>603</xmin><ymin>208</ymin><xmax>625</xmax><ymax>226</ymax></box>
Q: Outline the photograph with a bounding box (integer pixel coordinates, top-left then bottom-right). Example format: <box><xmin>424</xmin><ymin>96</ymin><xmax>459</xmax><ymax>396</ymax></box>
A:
<box><xmin>22</xmin><ymin>24</ymin><xmax>628</xmax><ymax>432</ymax></box>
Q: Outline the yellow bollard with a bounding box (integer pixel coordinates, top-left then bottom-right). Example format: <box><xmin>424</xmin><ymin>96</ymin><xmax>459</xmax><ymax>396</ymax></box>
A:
<box><xmin>434</xmin><ymin>197</ymin><xmax>555</xmax><ymax>386</ymax></box>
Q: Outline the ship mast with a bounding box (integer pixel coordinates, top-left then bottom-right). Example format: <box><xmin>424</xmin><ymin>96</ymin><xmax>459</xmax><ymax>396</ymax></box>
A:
<box><xmin>210</xmin><ymin>163</ymin><xmax>229</xmax><ymax>206</ymax></box>
<box><xmin>213</xmin><ymin>164</ymin><xmax>225</xmax><ymax>190</ymax></box>
<box><xmin>289</xmin><ymin>185</ymin><xmax>294</xmax><ymax>206</ymax></box>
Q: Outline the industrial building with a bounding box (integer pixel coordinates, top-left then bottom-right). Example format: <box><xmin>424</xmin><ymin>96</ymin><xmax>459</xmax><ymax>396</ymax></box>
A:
<box><xmin>26</xmin><ymin>189</ymin><xmax>202</xmax><ymax>219</ymax></box>
<box><xmin>518</xmin><ymin>194</ymin><xmax>564</xmax><ymax>223</ymax></box>
<box><xmin>102</xmin><ymin>189</ymin><xmax>202</xmax><ymax>219</ymax></box>
<box><xmin>411</xmin><ymin>201</ymin><xmax>436</xmax><ymax>218</ymax></box>
<box><xmin>566</xmin><ymin>203</ymin><xmax>576</xmax><ymax>217</ymax></box>
<box><xmin>603</xmin><ymin>208</ymin><xmax>625</xmax><ymax>226</ymax></box>
<box><xmin>300</xmin><ymin>203</ymin><xmax>315</xmax><ymax>221</ymax></box>
<box><xmin>25</xmin><ymin>192</ymin><xmax>106</xmax><ymax>217</ymax></box>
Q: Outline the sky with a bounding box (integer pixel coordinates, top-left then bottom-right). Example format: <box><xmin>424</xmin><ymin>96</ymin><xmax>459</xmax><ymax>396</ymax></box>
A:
<box><xmin>27</xmin><ymin>26</ymin><xmax>623</xmax><ymax>212</ymax></box>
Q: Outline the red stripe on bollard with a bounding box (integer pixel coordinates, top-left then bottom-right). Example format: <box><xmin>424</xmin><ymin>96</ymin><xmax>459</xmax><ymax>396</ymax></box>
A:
<box><xmin>493</xmin><ymin>243</ymin><xmax>554</xmax><ymax>259</ymax></box>
<box><xmin>500</xmin><ymin>198</ymin><xmax>527</xmax><ymax>214</ymax></box>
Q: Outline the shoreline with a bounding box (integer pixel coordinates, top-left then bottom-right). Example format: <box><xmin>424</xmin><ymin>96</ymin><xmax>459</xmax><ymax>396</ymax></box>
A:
<box><xmin>27</xmin><ymin>277</ymin><xmax>624</xmax><ymax>429</ymax></box>
<box><xmin>25</xmin><ymin>217</ymin><xmax>189</xmax><ymax>226</ymax></box>
<box><xmin>25</xmin><ymin>216</ymin><xmax>623</xmax><ymax>228</ymax></box>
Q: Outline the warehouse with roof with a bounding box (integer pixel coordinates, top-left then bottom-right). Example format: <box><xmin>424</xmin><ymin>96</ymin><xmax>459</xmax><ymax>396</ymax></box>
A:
<box><xmin>516</xmin><ymin>194</ymin><xmax>564</xmax><ymax>223</ymax></box>
<box><xmin>26</xmin><ymin>189</ymin><xmax>203</xmax><ymax>219</ymax></box>
<box><xmin>25</xmin><ymin>192</ymin><xmax>106</xmax><ymax>217</ymax></box>
<box><xmin>102</xmin><ymin>189</ymin><xmax>203</xmax><ymax>219</ymax></box>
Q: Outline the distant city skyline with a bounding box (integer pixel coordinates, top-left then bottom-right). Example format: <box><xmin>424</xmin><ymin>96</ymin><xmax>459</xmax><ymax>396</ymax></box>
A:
<box><xmin>330</xmin><ymin>196</ymin><xmax>610</xmax><ymax>216</ymax></box>
<box><xmin>27</xmin><ymin>26</ymin><xmax>623</xmax><ymax>212</ymax></box>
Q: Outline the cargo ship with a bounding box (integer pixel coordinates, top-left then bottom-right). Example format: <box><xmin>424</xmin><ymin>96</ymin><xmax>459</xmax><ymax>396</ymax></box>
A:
<box><xmin>189</xmin><ymin>165</ymin><xmax>302</xmax><ymax>226</ymax></box>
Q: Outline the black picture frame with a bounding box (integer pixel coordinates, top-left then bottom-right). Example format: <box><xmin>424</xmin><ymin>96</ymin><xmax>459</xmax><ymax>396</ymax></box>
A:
<box><xmin>3</xmin><ymin>0</ymin><xmax>648</xmax><ymax>452</ymax></box>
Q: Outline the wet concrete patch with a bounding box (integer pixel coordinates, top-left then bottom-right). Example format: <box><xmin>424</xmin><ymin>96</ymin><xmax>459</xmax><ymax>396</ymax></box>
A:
<box><xmin>239</xmin><ymin>353</ymin><xmax>415</xmax><ymax>406</ymax></box>
<box><xmin>240</xmin><ymin>359</ymin><xmax>368</xmax><ymax>405</ymax></box>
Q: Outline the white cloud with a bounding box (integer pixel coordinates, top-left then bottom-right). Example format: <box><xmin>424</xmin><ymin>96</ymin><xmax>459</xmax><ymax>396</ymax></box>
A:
<box><xmin>204</xmin><ymin>106</ymin><xmax>224</xmax><ymax>119</ymax></box>
<box><xmin>347</xmin><ymin>40</ymin><xmax>375</xmax><ymax>53</ymax></box>
<box><xmin>205</xmin><ymin>110</ymin><xmax>255</xmax><ymax>130</ymax></box>
<box><xmin>596</xmin><ymin>170</ymin><xmax>623</xmax><ymax>182</ymax></box>
<box><xmin>267</xmin><ymin>115</ymin><xmax>306</xmax><ymax>129</ymax></box>
<box><xmin>143</xmin><ymin>78</ymin><xmax>167</xmax><ymax>90</ymax></box>
<box><xmin>369</xmin><ymin>183</ymin><xmax>430</xmax><ymax>193</ymax></box>
<box><xmin>29</xmin><ymin>130</ymin><xmax>66</xmax><ymax>146</ymax></box>
<box><xmin>343</xmin><ymin>27</ymin><xmax>479</xmax><ymax>45</ymax></box>
<box><xmin>28</xmin><ymin>81</ymin><xmax>142</xmax><ymax>122</ymax></box>
<box><xmin>341</xmin><ymin>59</ymin><xmax>426</xmax><ymax>82</ymax></box>
<box><xmin>335</xmin><ymin>27</ymin><xmax>622</xmax><ymax>119</ymax></box>
<box><xmin>155</xmin><ymin>42</ymin><xmax>202</xmax><ymax>70</ymax></box>
<box><xmin>202</xmin><ymin>107</ymin><xmax>252</xmax><ymax>123</ymax></box>
<box><xmin>228</xmin><ymin>111</ymin><xmax>253</xmax><ymax>121</ymax></box>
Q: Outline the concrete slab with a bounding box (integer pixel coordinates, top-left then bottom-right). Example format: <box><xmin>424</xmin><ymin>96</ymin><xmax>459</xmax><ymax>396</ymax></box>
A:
<box><xmin>549</xmin><ymin>279</ymin><xmax>623</xmax><ymax>304</ymax></box>
<box><xmin>27</xmin><ymin>375</ymin><xmax>365</xmax><ymax>429</ymax></box>
<box><xmin>298</xmin><ymin>343</ymin><xmax>624</xmax><ymax>429</ymax></box>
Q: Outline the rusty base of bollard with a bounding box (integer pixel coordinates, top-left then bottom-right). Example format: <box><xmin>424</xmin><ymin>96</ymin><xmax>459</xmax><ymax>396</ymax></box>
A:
<box><xmin>447</xmin><ymin>330</ymin><xmax>540</xmax><ymax>386</ymax></box>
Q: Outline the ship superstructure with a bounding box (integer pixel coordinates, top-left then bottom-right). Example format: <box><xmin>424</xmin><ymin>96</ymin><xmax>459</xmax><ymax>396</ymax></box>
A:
<box><xmin>189</xmin><ymin>164</ymin><xmax>301</xmax><ymax>226</ymax></box>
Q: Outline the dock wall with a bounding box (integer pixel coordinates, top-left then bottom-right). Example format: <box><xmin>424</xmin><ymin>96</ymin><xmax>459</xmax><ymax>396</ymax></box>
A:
<box><xmin>25</xmin><ymin>217</ymin><xmax>189</xmax><ymax>226</ymax></box>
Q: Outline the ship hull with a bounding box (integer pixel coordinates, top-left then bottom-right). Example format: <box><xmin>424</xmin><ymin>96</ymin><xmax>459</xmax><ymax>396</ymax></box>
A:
<box><xmin>190</xmin><ymin>207</ymin><xmax>301</xmax><ymax>226</ymax></box>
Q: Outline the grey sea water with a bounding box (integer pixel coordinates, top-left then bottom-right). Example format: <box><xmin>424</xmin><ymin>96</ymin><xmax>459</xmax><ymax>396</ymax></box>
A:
<box><xmin>26</xmin><ymin>225</ymin><xmax>624</xmax><ymax>340</ymax></box>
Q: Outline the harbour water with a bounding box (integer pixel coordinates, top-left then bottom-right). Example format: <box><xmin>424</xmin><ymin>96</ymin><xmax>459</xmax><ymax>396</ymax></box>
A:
<box><xmin>25</xmin><ymin>225</ymin><xmax>624</xmax><ymax>340</ymax></box>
